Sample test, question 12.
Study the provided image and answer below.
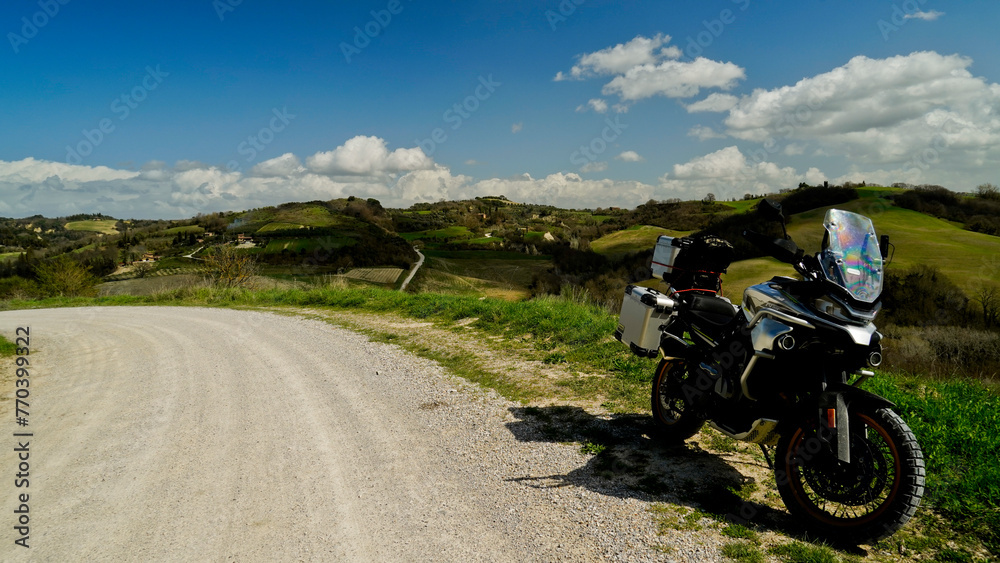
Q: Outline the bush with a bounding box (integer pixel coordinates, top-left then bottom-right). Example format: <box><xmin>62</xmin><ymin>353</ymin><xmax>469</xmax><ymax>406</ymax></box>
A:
<box><xmin>882</xmin><ymin>324</ymin><xmax>1000</xmax><ymax>380</ymax></box>
<box><xmin>207</xmin><ymin>245</ymin><xmax>259</xmax><ymax>289</ymax></box>
<box><xmin>34</xmin><ymin>255</ymin><xmax>99</xmax><ymax>297</ymax></box>
<box><xmin>0</xmin><ymin>276</ymin><xmax>41</xmax><ymax>300</ymax></box>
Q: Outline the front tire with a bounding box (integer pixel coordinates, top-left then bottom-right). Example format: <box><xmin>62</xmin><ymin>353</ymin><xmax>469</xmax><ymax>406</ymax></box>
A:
<box><xmin>650</xmin><ymin>359</ymin><xmax>706</xmax><ymax>442</ymax></box>
<box><xmin>775</xmin><ymin>405</ymin><xmax>924</xmax><ymax>545</ymax></box>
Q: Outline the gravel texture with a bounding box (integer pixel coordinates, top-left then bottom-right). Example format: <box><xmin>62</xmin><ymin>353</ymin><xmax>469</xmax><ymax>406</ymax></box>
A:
<box><xmin>0</xmin><ymin>306</ymin><xmax>730</xmax><ymax>561</ymax></box>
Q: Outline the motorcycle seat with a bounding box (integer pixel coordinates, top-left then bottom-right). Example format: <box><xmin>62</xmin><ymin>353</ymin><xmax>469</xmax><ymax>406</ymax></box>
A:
<box><xmin>687</xmin><ymin>294</ymin><xmax>738</xmax><ymax>327</ymax></box>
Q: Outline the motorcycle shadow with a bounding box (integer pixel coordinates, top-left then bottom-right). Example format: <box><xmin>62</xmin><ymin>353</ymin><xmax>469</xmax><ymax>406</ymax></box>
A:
<box><xmin>504</xmin><ymin>405</ymin><xmax>809</xmax><ymax>539</ymax></box>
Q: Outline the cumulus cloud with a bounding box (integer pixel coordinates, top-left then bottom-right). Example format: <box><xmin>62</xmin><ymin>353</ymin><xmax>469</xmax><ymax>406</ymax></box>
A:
<box><xmin>659</xmin><ymin>146</ymin><xmax>812</xmax><ymax>201</ymax></box>
<box><xmin>685</xmin><ymin>93</ymin><xmax>739</xmax><ymax>113</ymax></box>
<box><xmin>688</xmin><ymin>125</ymin><xmax>725</xmax><ymax>140</ymax></box>
<box><xmin>603</xmin><ymin>58</ymin><xmax>744</xmax><ymax>101</ymax></box>
<box><xmin>615</xmin><ymin>151</ymin><xmax>644</xmax><ymax>162</ymax></box>
<box><xmin>904</xmin><ymin>10</ymin><xmax>943</xmax><ymax>20</ymax></box>
<box><xmin>576</xmin><ymin>98</ymin><xmax>609</xmax><ymax>113</ymax></box>
<box><xmin>250</xmin><ymin>153</ymin><xmax>305</xmax><ymax>177</ymax></box>
<box><xmin>556</xmin><ymin>33</ymin><xmax>674</xmax><ymax>80</ymax></box>
<box><xmin>557</xmin><ymin>34</ymin><xmax>745</xmax><ymax>105</ymax></box>
<box><xmin>711</xmin><ymin>51</ymin><xmax>1000</xmax><ymax>171</ymax></box>
<box><xmin>580</xmin><ymin>161</ymin><xmax>608</xmax><ymax>173</ymax></box>
<box><xmin>306</xmin><ymin>135</ymin><xmax>432</xmax><ymax>176</ymax></box>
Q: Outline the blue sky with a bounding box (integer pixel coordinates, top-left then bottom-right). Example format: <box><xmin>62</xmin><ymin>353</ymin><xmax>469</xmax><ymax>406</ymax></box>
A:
<box><xmin>2</xmin><ymin>0</ymin><xmax>999</xmax><ymax>218</ymax></box>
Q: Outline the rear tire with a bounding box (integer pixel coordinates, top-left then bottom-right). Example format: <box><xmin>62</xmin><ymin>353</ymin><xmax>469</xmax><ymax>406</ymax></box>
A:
<box><xmin>774</xmin><ymin>405</ymin><xmax>924</xmax><ymax>545</ymax></box>
<box><xmin>650</xmin><ymin>359</ymin><xmax>706</xmax><ymax>442</ymax></box>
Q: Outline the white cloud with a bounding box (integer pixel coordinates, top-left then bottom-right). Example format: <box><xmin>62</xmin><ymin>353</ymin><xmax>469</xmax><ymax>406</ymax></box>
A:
<box><xmin>714</xmin><ymin>51</ymin><xmax>1000</xmax><ymax>170</ymax></box>
<box><xmin>615</xmin><ymin>150</ymin><xmax>644</xmax><ymax>162</ymax></box>
<box><xmin>659</xmin><ymin>146</ymin><xmax>814</xmax><ymax>201</ymax></box>
<box><xmin>602</xmin><ymin>57</ymin><xmax>745</xmax><ymax>101</ymax></box>
<box><xmin>579</xmin><ymin>98</ymin><xmax>608</xmax><ymax>113</ymax></box>
<box><xmin>904</xmin><ymin>10</ymin><xmax>944</xmax><ymax>21</ymax></box>
<box><xmin>558</xmin><ymin>33</ymin><xmax>673</xmax><ymax>80</ymax></box>
<box><xmin>687</xmin><ymin>125</ymin><xmax>725</xmax><ymax>140</ymax></box>
<box><xmin>0</xmin><ymin>157</ymin><xmax>137</xmax><ymax>184</ymax></box>
<box><xmin>305</xmin><ymin>135</ymin><xmax>432</xmax><ymax>175</ymax></box>
<box><xmin>511</xmin><ymin>122</ymin><xmax>523</xmax><ymax>134</ymax></box>
<box><xmin>250</xmin><ymin>153</ymin><xmax>305</xmax><ymax>177</ymax></box>
<box><xmin>558</xmin><ymin>34</ymin><xmax>745</xmax><ymax>107</ymax></box>
<box><xmin>580</xmin><ymin>161</ymin><xmax>608</xmax><ymax>173</ymax></box>
<box><xmin>685</xmin><ymin>93</ymin><xmax>739</xmax><ymax>113</ymax></box>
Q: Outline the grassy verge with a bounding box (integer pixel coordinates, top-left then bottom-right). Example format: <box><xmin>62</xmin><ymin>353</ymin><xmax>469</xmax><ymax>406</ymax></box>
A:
<box><xmin>0</xmin><ymin>334</ymin><xmax>15</xmax><ymax>356</ymax></box>
<box><xmin>2</xmin><ymin>285</ymin><xmax>998</xmax><ymax>558</ymax></box>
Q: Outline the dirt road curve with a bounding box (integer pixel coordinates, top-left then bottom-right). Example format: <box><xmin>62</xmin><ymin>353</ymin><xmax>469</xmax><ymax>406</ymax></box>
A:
<box><xmin>0</xmin><ymin>307</ymin><xmax>701</xmax><ymax>562</ymax></box>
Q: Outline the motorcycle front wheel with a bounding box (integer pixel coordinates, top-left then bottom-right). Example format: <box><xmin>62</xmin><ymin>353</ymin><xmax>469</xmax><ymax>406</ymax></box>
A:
<box><xmin>650</xmin><ymin>359</ymin><xmax>706</xmax><ymax>442</ymax></box>
<box><xmin>774</xmin><ymin>405</ymin><xmax>925</xmax><ymax>545</ymax></box>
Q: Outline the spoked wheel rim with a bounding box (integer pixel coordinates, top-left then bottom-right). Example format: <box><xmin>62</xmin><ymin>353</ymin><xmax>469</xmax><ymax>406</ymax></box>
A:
<box><xmin>655</xmin><ymin>362</ymin><xmax>690</xmax><ymax>426</ymax></box>
<box><xmin>784</xmin><ymin>413</ymin><xmax>901</xmax><ymax>525</ymax></box>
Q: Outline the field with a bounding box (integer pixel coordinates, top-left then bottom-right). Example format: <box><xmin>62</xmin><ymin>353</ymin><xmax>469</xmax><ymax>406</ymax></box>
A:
<box><xmin>399</xmin><ymin>226</ymin><xmax>474</xmax><ymax>242</ymax></box>
<box><xmin>0</xmin><ymin>252</ymin><xmax>20</xmax><ymax>262</ymax></box>
<box><xmin>787</xmin><ymin>198</ymin><xmax>1000</xmax><ymax>293</ymax></box>
<box><xmin>342</xmin><ymin>267</ymin><xmax>403</xmax><ymax>285</ymax></box>
<box><xmin>162</xmin><ymin>225</ymin><xmax>205</xmax><ymax>235</ymax></box>
<box><xmin>590</xmin><ymin>225</ymin><xmax>693</xmax><ymax>255</ymax></box>
<box><xmin>64</xmin><ymin>219</ymin><xmax>119</xmax><ymax>235</ymax></box>
<box><xmin>411</xmin><ymin>254</ymin><xmax>553</xmax><ymax>300</ymax></box>
<box><xmin>256</xmin><ymin>222</ymin><xmax>308</xmax><ymax>233</ymax></box>
<box><xmin>262</xmin><ymin>237</ymin><xmax>356</xmax><ymax>254</ymax></box>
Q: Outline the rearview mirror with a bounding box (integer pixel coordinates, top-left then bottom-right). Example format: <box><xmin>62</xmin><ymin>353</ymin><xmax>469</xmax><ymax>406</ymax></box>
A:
<box><xmin>758</xmin><ymin>199</ymin><xmax>784</xmax><ymax>221</ymax></box>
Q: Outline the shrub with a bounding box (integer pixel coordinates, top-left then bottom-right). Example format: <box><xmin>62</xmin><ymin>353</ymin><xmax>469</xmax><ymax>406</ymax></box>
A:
<box><xmin>33</xmin><ymin>255</ymin><xmax>99</xmax><ymax>297</ymax></box>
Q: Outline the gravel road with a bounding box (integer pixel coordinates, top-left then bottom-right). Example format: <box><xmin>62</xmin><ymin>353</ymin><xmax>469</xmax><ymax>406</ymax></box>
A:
<box><xmin>0</xmin><ymin>307</ymin><xmax>725</xmax><ymax>562</ymax></box>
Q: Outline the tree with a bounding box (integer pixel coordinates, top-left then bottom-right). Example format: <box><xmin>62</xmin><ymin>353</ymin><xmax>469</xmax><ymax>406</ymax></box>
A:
<box><xmin>34</xmin><ymin>255</ymin><xmax>100</xmax><ymax>297</ymax></box>
<box><xmin>973</xmin><ymin>284</ymin><xmax>999</xmax><ymax>329</ymax></box>
<box><xmin>976</xmin><ymin>183</ymin><xmax>999</xmax><ymax>201</ymax></box>
<box><xmin>207</xmin><ymin>245</ymin><xmax>259</xmax><ymax>289</ymax></box>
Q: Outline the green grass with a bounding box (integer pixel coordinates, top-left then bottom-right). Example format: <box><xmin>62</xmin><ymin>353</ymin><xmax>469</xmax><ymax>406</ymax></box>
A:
<box><xmin>421</xmin><ymin>249</ymin><xmax>549</xmax><ymax>260</ymax></box>
<box><xmin>2</xmin><ymin>283</ymin><xmax>998</xmax><ymax>555</ymax></box>
<box><xmin>719</xmin><ymin>198</ymin><xmax>763</xmax><ymax>213</ymax></box>
<box><xmin>262</xmin><ymin>237</ymin><xmax>355</xmax><ymax>254</ymax></box>
<box><xmin>0</xmin><ymin>334</ymin><xmax>16</xmax><ymax>356</ymax></box>
<box><xmin>162</xmin><ymin>225</ymin><xmax>205</xmax><ymax>235</ymax></box>
<box><xmin>786</xmin><ymin>198</ymin><xmax>1000</xmax><ymax>294</ymax></box>
<box><xmin>256</xmin><ymin>222</ymin><xmax>306</xmax><ymax>233</ymax></box>
<box><xmin>1</xmin><ymin>252</ymin><xmax>22</xmax><ymax>262</ymax></box>
<box><xmin>862</xmin><ymin>374</ymin><xmax>1000</xmax><ymax>552</ymax></box>
<box><xmin>722</xmin><ymin>542</ymin><xmax>765</xmax><ymax>563</ymax></box>
<box><xmin>64</xmin><ymin>219</ymin><xmax>119</xmax><ymax>235</ymax></box>
<box><xmin>590</xmin><ymin>225</ymin><xmax>693</xmax><ymax>256</ymax></box>
<box><xmin>767</xmin><ymin>541</ymin><xmax>856</xmax><ymax>563</ymax></box>
<box><xmin>399</xmin><ymin>226</ymin><xmax>473</xmax><ymax>242</ymax></box>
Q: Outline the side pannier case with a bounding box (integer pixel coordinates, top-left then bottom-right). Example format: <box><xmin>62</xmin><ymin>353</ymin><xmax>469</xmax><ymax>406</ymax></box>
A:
<box><xmin>614</xmin><ymin>285</ymin><xmax>675</xmax><ymax>358</ymax></box>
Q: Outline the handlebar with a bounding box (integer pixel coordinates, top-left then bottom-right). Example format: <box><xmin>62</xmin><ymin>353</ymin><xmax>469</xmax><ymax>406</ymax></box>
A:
<box><xmin>742</xmin><ymin>229</ymin><xmax>804</xmax><ymax>265</ymax></box>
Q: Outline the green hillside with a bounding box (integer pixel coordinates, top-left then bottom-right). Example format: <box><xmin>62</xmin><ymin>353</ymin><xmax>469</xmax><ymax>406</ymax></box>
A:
<box><xmin>590</xmin><ymin>225</ymin><xmax>693</xmax><ymax>256</ymax></box>
<box><xmin>787</xmin><ymin>198</ymin><xmax>1000</xmax><ymax>293</ymax></box>
<box><xmin>64</xmin><ymin>219</ymin><xmax>119</xmax><ymax>235</ymax></box>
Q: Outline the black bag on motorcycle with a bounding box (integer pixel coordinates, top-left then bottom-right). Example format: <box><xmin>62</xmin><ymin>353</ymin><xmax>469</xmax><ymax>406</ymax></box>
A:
<box><xmin>658</xmin><ymin>235</ymin><xmax>735</xmax><ymax>293</ymax></box>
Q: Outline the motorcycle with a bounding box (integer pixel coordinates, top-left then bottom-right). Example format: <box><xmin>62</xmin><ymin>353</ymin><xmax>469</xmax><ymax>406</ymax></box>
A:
<box><xmin>614</xmin><ymin>200</ymin><xmax>924</xmax><ymax>544</ymax></box>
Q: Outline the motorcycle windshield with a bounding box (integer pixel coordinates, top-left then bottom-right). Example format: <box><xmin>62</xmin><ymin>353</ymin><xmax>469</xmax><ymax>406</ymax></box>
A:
<box><xmin>821</xmin><ymin>209</ymin><xmax>883</xmax><ymax>303</ymax></box>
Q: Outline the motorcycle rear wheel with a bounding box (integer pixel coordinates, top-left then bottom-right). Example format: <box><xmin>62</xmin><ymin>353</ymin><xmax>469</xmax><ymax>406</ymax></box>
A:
<box><xmin>650</xmin><ymin>359</ymin><xmax>706</xmax><ymax>442</ymax></box>
<box><xmin>775</xmin><ymin>405</ymin><xmax>924</xmax><ymax>545</ymax></box>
